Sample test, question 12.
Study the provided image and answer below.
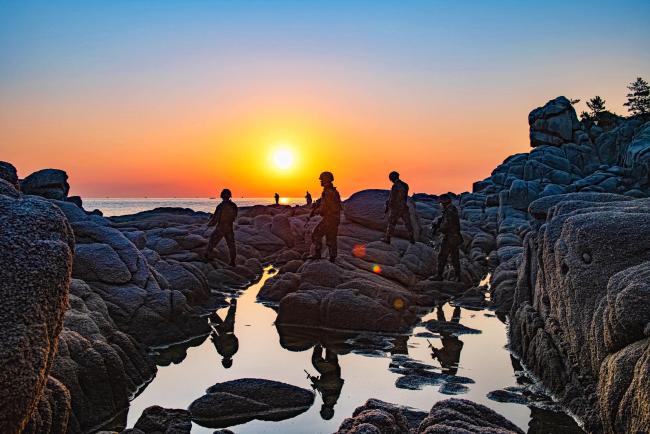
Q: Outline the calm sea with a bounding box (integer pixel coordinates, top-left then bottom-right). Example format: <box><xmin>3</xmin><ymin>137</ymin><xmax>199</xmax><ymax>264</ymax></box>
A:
<box><xmin>84</xmin><ymin>197</ymin><xmax>307</xmax><ymax>217</ymax></box>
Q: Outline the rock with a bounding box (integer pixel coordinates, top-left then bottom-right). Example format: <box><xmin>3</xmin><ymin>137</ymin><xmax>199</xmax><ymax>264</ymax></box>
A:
<box><xmin>0</xmin><ymin>194</ymin><xmax>75</xmax><ymax>434</ymax></box>
<box><xmin>0</xmin><ymin>161</ymin><xmax>19</xmax><ymax>188</ymax></box>
<box><xmin>21</xmin><ymin>168</ymin><xmax>70</xmax><ymax>200</ymax></box>
<box><xmin>132</xmin><ymin>406</ymin><xmax>191</xmax><ymax>434</ymax></box>
<box><xmin>0</xmin><ymin>178</ymin><xmax>20</xmax><ymax>198</ymax></box>
<box><xmin>528</xmin><ymin>96</ymin><xmax>580</xmax><ymax>147</ymax></box>
<box><xmin>344</xmin><ymin>189</ymin><xmax>421</xmax><ymax>239</ymax></box>
<box><xmin>419</xmin><ymin>398</ymin><xmax>524</xmax><ymax>433</ymax></box>
<box><xmin>189</xmin><ymin>379</ymin><xmax>314</xmax><ymax>428</ymax></box>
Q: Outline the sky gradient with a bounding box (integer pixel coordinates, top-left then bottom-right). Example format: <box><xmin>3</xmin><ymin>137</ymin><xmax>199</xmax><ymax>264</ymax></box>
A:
<box><xmin>1</xmin><ymin>1</ymin><xmax>649</xmax><ymax>197</ymax></box>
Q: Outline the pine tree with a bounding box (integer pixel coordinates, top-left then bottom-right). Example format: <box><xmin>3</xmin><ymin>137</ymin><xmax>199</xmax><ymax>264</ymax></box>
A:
<box><xmin>580</xmin><ymin>111</ymin><xmax>592</xmax><ymax>121</ymax></box>
<box><xmin>586</xmin><ymin>96</ymin><xmax>607</xmax><ymax>117</ymax></box>
<box><xmin>624</xmin><ymin>77</ymin><xmax>650</xmax><ymax>115</ymax></box>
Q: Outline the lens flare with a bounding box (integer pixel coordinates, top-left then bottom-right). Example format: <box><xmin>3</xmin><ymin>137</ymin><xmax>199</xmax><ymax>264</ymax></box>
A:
<box><xmin>392</xmin><ymin>297</ymin><xmax>405</xmax><ymax>310</ymax></box>
<box><xmin>352</xmin><ymin>244</ymin><xmax>366</xmax><ymax>258</ymax></box>
<box><xmin>372</xmin><ymin>264</ymin><xmax>381</xmax><ymax>274</ymax></box>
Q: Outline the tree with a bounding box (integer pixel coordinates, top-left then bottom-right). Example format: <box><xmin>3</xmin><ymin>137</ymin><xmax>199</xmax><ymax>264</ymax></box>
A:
<box><xmin>569</xmin><ymin>98</ymin><xmax>581</xmax><ymax>105</ymax></box>
<box><xmin>586</xmin><ymin>96</ymin><xmax>607</xmax><ymax>117</ymax></box>
<box><xmin>580</xmin><ymin>111</ymin><xmax>593</xmax><ymax>121</ymax></box>
<box><xmin>624</xmin><ymin>77</ymin><xmax>650</xmax><ymax>115</ymax></box>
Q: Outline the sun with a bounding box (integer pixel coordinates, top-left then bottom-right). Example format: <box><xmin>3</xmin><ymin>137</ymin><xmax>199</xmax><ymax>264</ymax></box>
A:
<box><xmin>271</xmin><ymin>147</ymin><xmax>295</xmax><ymax>170</ymax></box>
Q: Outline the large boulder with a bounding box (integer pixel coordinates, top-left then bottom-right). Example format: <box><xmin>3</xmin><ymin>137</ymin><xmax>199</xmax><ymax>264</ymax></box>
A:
<box><xmin>344</xmin><ymin>189</ymin><xmax>421</xmax><ymax>239</ymax></box>
<box><xmin>0</xmin><ymin>194</ymin><xmax>75</xmax><ymax>434</ymax></box>
<box><xmin>0</xmin><ymin>161</ymin><xmax>19</xmax><ymax>188</ymax></box>
<box><xmin>189</xmin><ymin>379</ymin><xmax>314</xmax><ymax>428</ymax></box>
<box><xmin>130</xmin><ymin>406</ymin><xmax>191</xmax><ymax>434</ymax></box>
<box><xmin>21</xmin><ymin>168</ymin><xmax>70</xmax><ymax>200</ymax></box>
<box><xmin>528</xmin><ymin>96</ymin><xmax>581</xmax><ymax>147</ymax></box>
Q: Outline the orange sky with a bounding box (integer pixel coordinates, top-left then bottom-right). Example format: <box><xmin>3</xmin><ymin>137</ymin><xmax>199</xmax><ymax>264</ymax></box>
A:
<box><xmin>1</xmin><ymin>2</ymin><xmax>649</xmax><ymax>198</ymax></box>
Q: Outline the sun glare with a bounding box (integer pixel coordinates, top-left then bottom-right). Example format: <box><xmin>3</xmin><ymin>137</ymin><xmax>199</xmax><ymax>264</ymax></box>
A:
<box><xmin>271</xmin><ymin>147</ymin><xmax>295</xmax><ymax>170</ymax></box>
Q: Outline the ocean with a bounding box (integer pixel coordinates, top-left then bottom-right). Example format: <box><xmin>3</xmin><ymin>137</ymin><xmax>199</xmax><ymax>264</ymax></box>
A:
<box><xmin>83</xmin><ymin>197</ymin><xmax>307</xmax><ymax>217</ymax></box>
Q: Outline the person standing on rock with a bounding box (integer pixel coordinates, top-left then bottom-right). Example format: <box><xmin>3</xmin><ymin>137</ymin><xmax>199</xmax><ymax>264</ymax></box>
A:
<box><xmin>305</xmin><ymin>190</ymin><xmax>313</xmax><ymax>206</ymax></box>
<box><xmin>274</xmin><ymin>192</ymin><xmax>280</xmax><ymax>205</ymax></box>
<box><xmin>205</xmin><ymin>188</ymin><xmax>238</xmax><ymax>266</ymax></box>
<box><xmin>209</xmin><ymin>299</ymin><xmax>239</xmax><ymax>369</ymax></box>
<box><xmin>308</xmin><ymin>171</ymin><xmax>342</xmax><ymax>262</ymax></box>
<box><xmin>431</xmin><ymin>194</ymin><xmax>462</xmax><ymax>281</ymax></box>
<box><xmin>382</xmin><ymin>171</ymin><xmax>415</xmax><ymax>244</ymax></box>
<box><xmin>309</xmin><ymin>344</ymin><xmax>344</xmax><ymax>420</ymax></box>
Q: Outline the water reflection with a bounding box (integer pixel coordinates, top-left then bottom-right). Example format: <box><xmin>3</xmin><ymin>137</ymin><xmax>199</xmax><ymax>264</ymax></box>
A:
<box><xmin>308</xmin><ymin>345</ymin><xmax>345</xmax><ymax>420</ymax></box>
<box><xmin>429</xmin><ymin>305</ymin><xmax>464</xmax><ymax>376</ymax></box>
<box><xmin>209</xmin><ymin>299</ymin><xmax>239</xmax><ymax>369</ymax></box>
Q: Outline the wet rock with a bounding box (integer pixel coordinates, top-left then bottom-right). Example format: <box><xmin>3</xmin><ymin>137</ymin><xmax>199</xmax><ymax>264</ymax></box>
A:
<box><xmin>0</xmin><ymin>194</ymin><xmax>75</xmax><ymax>434</ymax></box>
<box><xmin>421</xmin><ymin>319</ymin><xmax>481</xmax><ymax>336</ymax></box>
<box><xmin>487</xmin><ymin>389</ymin><xmax>529</xmax><ymax>405</ymax></box>
<box><xmin>189</xmin><ymin>378</ymin><xmax>314</xmax><ymax>428</ymax></box>
<box><xmin>335</xmin><ymin>399</ymin><xmax>417</xmax><ymax>433</ymax></box>
<box><xmin>21</xmin><ymin>168</ymin><xmax>70</xmax><ymax>200</ymax></box>
<box><xmin>131</xmin><ymin>406</ymin><xmax>191</xmax><ymax>434</ymax></box>
<box><xmin>419</xmin><ymin>398</ymin><xmax>524</xmax><ymax>433</ymax></box>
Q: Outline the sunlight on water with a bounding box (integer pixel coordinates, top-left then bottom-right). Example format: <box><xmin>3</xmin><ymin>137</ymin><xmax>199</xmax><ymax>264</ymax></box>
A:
<box><xmin>126</xmin><ymin>269</ymin><xmax>533</xmax><ymax>433</ymax></box>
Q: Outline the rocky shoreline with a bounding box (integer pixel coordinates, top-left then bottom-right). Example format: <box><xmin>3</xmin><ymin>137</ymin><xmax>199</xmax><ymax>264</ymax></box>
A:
<box><xmin>1</xmin><ymin>95</ymin><xmax>649</xmax><ymax>433</ymax></box>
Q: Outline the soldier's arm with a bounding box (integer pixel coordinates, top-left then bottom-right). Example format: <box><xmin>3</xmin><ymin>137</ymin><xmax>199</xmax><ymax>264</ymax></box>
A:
<box><xmin>207</xmin><ymin>205</ymin><xmax>219</xmax><ymax>226</ymax></box>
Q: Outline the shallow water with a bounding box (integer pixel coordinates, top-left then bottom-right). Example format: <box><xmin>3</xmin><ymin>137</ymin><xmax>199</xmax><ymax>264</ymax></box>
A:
<box><xmin>84</xmin><ymin>197</ymin><xmax>308</xmax><ymax>217</ymax></box>
<box><xmin>124</xmin><ymin>268</ymin><xmax>560</xmax><ymax>433</ymax></box>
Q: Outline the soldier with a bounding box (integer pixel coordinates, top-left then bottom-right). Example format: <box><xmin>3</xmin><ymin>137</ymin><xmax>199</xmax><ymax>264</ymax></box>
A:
<box><xmin>209</xmin><ymin>299</ymin><xmax>238</xmax><ymax>369</ymax></box>
<box><xmin>431</xmin><ymin>194</ymin><xmax>462</xmax><ymax>281</ymax></box>
<box><xmin>382</xmin><ymin>171</ymin><xmax>415</xmax><ymax>244</ymax></box>
<box><xmin>428</xmin><ymin>305</ymin><xmax>463</xmax><ymax>376</ymax></box>
<box><xmin>305</xmin><ymin>190</ymin><xmax>313</xmax><ymax>206</ymax></box>
<box><xmin>274</xmin><ymin>192</ymin><xmax>280</xmax><ymax>205</ymax></box>
<box><xmin>307</xmin><ymin>172</ymin><xmax>342</xmax><ymax>262</ymax></box>
<box><xmin>205</xmin><ymin>188</ymin><xmax>238</xmax><ymax>266</ymax></box>
<box><xmin>308</xmin><ymin>344</ymin><xmax>344</xmax><ymax>420</ymax></box>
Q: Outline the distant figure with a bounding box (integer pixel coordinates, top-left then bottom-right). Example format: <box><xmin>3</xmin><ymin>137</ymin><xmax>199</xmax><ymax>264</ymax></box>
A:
<box><xmin>429</xmin><ymin>305</ymin><xmax>463</xmax><ymax>376</ymax></box>
<box><xmin>382</xmin><ymin>171</ymin><xmax>415</xmax><ymax>244</ymax></box>
<box><xmin>209</xmin><ymin>299</ymin><xmax>239</xmax><ymax>369</ymax></box>
<box><xmin>274</xmin><ymin>192</ymin><xmax>280</xmax><ymax>205</ymax></box>
<box><xmin>309</xmin><ymin>344</ymin><xmax>344</xmax><ymax>420</ymax></box>
<box><xmin>431</xmin><ymin>193</ymin><xmax>462</xmax><ymax>281</ymax></box>
<box><xmin>308</xmin><ymin>172</ymin><xmax>342</xmax><ymax>262</ymax></box>
<box><xmin>305</xmin><ymin>190</ymin><xmax>313</xmax><ymax>206</ymax></box>
<box><xmin>205</xmin><ymin>188</ymin><xmax>238</xmax><ymax>266</ymax></box>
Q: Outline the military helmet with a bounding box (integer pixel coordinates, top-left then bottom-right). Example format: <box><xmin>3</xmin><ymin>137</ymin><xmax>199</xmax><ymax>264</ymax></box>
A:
<box><xmin>319</xmin><ymin>171</ymin><xmax>334</xmax><ymax>183</ymax></box>
<box><xmin>389</xmin><ymin>171</ymin><xmax>400</xmax><ymax>181</ymax></box>
<box><xmin>220</xmin><ymin>188</ymin><xmax>232</xmax><ymax>199</ymax></box>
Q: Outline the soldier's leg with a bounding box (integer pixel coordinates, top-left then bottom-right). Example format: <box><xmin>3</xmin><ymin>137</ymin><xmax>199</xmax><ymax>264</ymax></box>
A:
<box><xmin>451</xmin><ymin>245</ymin><xmax>461</xmax><ymax>280</ymax></box>
<box><xmin>437</xmin><ymin>241</ymin><xmax>451</xmax><ymax>277</ymax></box>
<box><xmin>205</xmin><ymin>228</ymin><xmax>224</xmax><ymax>258</ymax></box>
<box><xmin>310</xmin><ymin>220</ymin><xmax>326</xmax><ymax>258</ymax></box>
<box><xmin>402</xmin><ymin>209</ymin><xmax>415</xmax><ymax>243</ymax></box>
<box><xmin>325</xmin><ymin>220</ymin><xmax>338</xmax><ymax>261</ymax></box>
<box><xmin>383</xmin><ymin>212</ymin><xmax>398</xmax><ymax>243</ymax></box>
<box><xmin>224</xmin><ymin>228</ymin><xmax>237</xmax><ymax>266</ymax></box>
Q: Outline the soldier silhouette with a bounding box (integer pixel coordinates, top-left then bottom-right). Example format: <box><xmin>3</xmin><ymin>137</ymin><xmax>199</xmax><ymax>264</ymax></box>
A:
<box><xmin>308</xmin><ymin>344</ymin><xmax>344</xmax><ymax>420</ymax></box>
<box><xmin>305</xmin><ymin>191</ymin><xmax>313</xmax><ymax>206</ymax></box>
<box><xmin>209</xmin><ymin>299</ymin><xmax>239</xmax><ymax>369</ymax></box>
<box><xmin>431</xmin><ymin>194</ymin><xmax>462</xmax><ymax>281</ymax></box>
<box><xmin>274</xmin><ymin>192</ymin><xmax>280</xmax><ymax>205</ymax></box>
<box><xmin>382</xmin><ymin>171</ymin><xmax>415</xmax><ymax>244</ymax></box>
<box><xmin>429</xmin><ymin>305</ymin><xmax>463</xmax><ymax>376</ymax></box>
<box><xmin>307</xmin><ymin>172</ymin><xmax>342</xmax><ymax>262</ymax></box>
<box><xmin>205</xmin><ymin>188</ymin><xmax>238</xmax><ymax>266</ymax></box>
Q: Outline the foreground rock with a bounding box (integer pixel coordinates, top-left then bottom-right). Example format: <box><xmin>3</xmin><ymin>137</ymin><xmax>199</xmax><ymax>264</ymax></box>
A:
<box><xmin>336</xmin><ymin>398</ymin><xmax>523</xmax><ymax>433</ymax></box>
<box><xmin>124</xmin><ymin>406</ymin><xmax>191</xmax><ymax>434</ymax></box>
<box><xmin>189</xmin><ymin>378</ymin><xmax>314</xmax><ymax>428</ymax></box>
<box><xmin>509</xmin><ymin>195</ymin><xmax>650</xmax><ymax>433</ymax></box>
<box><xmin>0</xmin><ymin>192</ymin><xmax>75</xmax><ymax>434</ymax></box>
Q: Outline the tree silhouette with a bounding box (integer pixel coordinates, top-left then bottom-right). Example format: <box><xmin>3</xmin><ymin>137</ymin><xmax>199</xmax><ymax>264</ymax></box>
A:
<box><xmin>624</xmin><ymin>77</ymin><xmax>650</xmax><ymax>115</ymax></box>
<box><xmin>586</xmin><ymin>96</ymin><xmax>607</xmax><ymax>117</ymax></box>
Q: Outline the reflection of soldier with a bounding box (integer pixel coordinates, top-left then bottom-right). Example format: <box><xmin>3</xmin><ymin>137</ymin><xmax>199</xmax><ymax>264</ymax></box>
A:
<box><xmin>205</xmin><ymin>189</ymin><xmax>238</xmax><ymax>266</ymax></box>
<box><xmin>429</xmin><ymin>305</ymin><xmax>463</xmax><ymax>376</ymax></box>
<box><xmin>308</xmin><ymin>344</ymin><xmax>344</xmax><ymax>420</ymax></box>
<box><xmin>307</xmin><ymin>172</ymin><xmax>342</xmax><ymax>262</ymax></box>
<box><xmin>431</xmin><ymin>194</ymin><xmax>462</xmax><ymax>281</ymax></box>
<box><xmin>382</xmin><ymin>171</ymin><xmax>415</xmax><ymax>244</ymax></box>
<box><xmin>274</xmin><ymin>192</ymin><xmax>280</xmax><ymax>205</ymax></box>
<box><xmin>305</xmin><ymin>191</ymin><xmax>313</xmax><ymax>206</ymax></box>
<box><xmin>209</xmin><ymin>299</ymin><xmax>239</xmax><ymax>369</ymax></box>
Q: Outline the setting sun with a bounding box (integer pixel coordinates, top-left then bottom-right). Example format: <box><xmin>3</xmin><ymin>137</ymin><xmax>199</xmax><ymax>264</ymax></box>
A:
<box><xmin>271</xmin><ymin>147</ymin><xmax>295</xmax><ymax>171</ymax></box>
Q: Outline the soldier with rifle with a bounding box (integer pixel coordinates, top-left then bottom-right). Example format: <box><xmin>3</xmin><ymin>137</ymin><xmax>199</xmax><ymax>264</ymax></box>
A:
<box><xmin>430</xmin><ymin>193</ymin><xmax>462</xmax><ymax>281</ymax></box>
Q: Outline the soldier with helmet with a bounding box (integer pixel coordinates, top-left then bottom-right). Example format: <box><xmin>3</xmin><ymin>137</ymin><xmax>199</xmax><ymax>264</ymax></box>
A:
<box><xmin>205</xmin><ymin>188</ymin><xmax>238</xmax><ymax>266</ymax></box>
<box><xmin>382</xmin><ymin>171</ymin><xmax>415</xmax><ymax>244</ymax></box>
<box><xmin>431</xmin><ymin>193</ymin><xmax>462</xmax><ymax>281</ymax></box>
<box><xmin>308</xmin><ymin>171</ymin><xmax>342</xmax><ymax>262</ymax></box>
